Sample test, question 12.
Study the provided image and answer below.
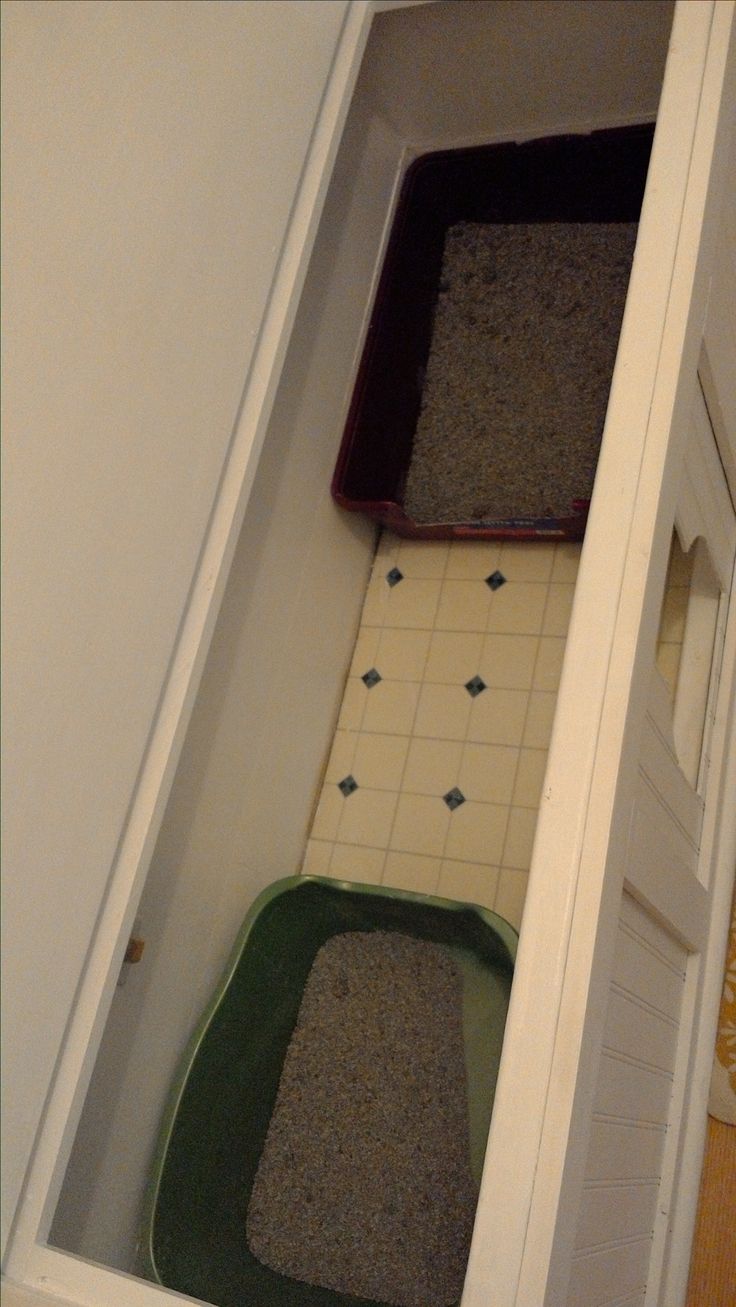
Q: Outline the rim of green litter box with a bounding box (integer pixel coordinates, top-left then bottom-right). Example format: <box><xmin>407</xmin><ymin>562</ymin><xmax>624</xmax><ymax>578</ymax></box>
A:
<box><xmin>138</xmin><ymin>874</ymin><xmax>518</xmax><ymax>1286</ymax></box>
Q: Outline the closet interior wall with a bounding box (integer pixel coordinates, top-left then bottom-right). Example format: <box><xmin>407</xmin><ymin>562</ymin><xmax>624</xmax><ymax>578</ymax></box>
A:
<box><xmin>49</xmin><ymin>0</ymin><xmax>676</xmax><ymax>1275</ymax></box>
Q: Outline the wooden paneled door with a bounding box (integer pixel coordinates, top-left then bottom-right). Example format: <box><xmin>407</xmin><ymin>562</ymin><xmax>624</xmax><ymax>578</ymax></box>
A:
<box><xmin>462</xmin><ymin>5</ymin><xmax>736</xmax><ymax>1305</ymax></box>
<box><xmin>561</xmin><ymin>395</ymin><xmax>735</xmax><ymax>1304</ymax></box>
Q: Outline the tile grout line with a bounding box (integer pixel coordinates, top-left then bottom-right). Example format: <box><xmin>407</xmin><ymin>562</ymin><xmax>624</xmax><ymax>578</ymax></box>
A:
<box><xmin>433</xmin><ymin>539</ymin><xmax>478</xmax><ymax>883</ymax></box>
<box><xmin>490</xmin><ymin>546</ymin><xmax>549</xmax><ymax>897</ymax></box>
<box><xmin>492</xmin><ymin>542</ymin><xmax>570</xmax><ymax>913</ymax></box>
<box><xmin>332</xmin><ymin>533</ymin><xmax>400</xmax><ymax>877</ymax></box>
<box><xmin>314</xmin><ymin>528</ymin><xmax>388</xmax><ymax>876</ymax></box>
<box><xmin>307</xmin><ymin>535</ymin><xmax>579</xmax><ymax>918</ymax></box>
<box><xmin>379</xmin><ymin>536</ymin><xmax>451</xmax><ymax>894</ymax></box>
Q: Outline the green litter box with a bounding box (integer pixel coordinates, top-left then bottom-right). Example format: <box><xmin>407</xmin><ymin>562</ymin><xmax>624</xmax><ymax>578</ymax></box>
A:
<box><xmin>139</xmin><ymin>875</ymin><xmax>517</xmax><ymax>1307</ymax></box>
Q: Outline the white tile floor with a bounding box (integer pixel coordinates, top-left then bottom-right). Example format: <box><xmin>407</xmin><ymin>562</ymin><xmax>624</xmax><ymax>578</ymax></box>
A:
<box><xmin>302</xmin><ymin>533</ymin><xmax>582</xmax><ymax>930</ymax></box>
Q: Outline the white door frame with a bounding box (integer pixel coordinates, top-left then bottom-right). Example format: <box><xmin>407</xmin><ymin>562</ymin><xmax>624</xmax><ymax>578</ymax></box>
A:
<box><xmin>463</xmin><ymin>4</ymin><xmax>735</xmax><ymax>1304</ymax></box>
<box><xmin>4</xmin><ymin>5</ymin><xmax>734</xmax><ymax>1307</ymax></box>
<box><xmin>2</xmin><ymin>2</ymin><xmax>376</xmax><ymax>1301</ymax></box>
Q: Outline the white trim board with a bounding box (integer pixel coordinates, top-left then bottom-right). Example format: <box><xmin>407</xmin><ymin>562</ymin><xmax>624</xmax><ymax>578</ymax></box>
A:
<box><xmin>463</xmin><ymin>4</ymin><xmax>735</xmax><ymax>1304</ymax></box>
<box><xmin>2</xmin><ymin>0</ymin><xmax>375</xmax><ymax>1281</ymax></box>
<box><xmin>5</xmin><ymin>3</ymin><xmax>734</xmax><ymax>1306</ymax></box>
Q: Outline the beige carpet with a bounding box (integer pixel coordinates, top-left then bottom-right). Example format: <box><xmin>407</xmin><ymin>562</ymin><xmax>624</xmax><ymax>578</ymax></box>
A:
<box><xmin>686</xmin><ymin>1118</ymin><xmax>736</xmax><ymax>1307</ymax></box>
<box><xmin>708</xmin><ymin>894</ymin><xmax>736</xmax><ymax>1125</ymax></box>
<box><xmin>686</xmin><ymin>892</ymin><xmax>736</xmax><ymax>1306</ymax></box>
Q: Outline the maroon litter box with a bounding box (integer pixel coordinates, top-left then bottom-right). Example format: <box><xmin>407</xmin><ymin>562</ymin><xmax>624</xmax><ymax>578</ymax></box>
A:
<box><xmin>331</xmin><ymin>125</ymin><xmax>654</xmax><ymax>542</ymax></box>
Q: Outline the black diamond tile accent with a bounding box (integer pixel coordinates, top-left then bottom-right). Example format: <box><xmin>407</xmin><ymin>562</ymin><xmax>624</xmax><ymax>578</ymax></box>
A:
<box><xmin>338</xmin><ymin>775</ymin><xmax>358</xmax><ymax>798</ymax></box>
<box><xmin>443</xmin><ymin>787</ymin><xmax>466</xmax><ymax>812</ymax></box>
<box><xmin>465</xmin><ymin>675</ymin><xmax>487</xmax><ymax>698</ymax></box>
<box><xmin>361</xmin><ymin>667</ymin><xmax>382</xmax><ymax>689</ymax></box>
<box><xmin>386</xmin><ymin>567</ymin><xmax>404</xmax><ymax>587</ymax></box>
<box><xmin>486</xmin><ymin>570</ymin><xmax>507</xmax><ymax>591</ymax></box>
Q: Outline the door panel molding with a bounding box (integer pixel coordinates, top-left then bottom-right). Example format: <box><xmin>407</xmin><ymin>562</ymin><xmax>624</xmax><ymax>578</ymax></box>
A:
<box><xmin>464</xmin><ymin>7</ymin><xmax>736</xmax><ymax>1303</ymax></box>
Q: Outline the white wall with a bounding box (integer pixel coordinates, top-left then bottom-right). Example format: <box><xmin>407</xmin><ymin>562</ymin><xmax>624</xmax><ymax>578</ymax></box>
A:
<box><xmin>0</xmin><ymin>0</ymin><xmax>352</xmax><ymax>1255</ymax></box>
<box><xmin>48</xmin><ymin>80</ymin><xmax>401</xmax><ymax>1270</ymax></box>
<box><xmin>3</xmin><ymin>0</ymin><xmax>685</xmax><ymax>1288</ymax></box>
<box><xmin>1</xmin><ymin>1282</ymin><xmax>78</xmax><ymax>1307</ymax></box>
<box><xmin>700</xmin><ymin>124</ymin><xmax>736</xmax><ymax>505</ymax></box>
<box><xmin>364</xmin><ymin>0</ymin><xmax>674</xmax><ymax>149</ymax></box>
<box><xmin>46</xmin><ymin>0</ymin><xmax>681</xmax><ymax>1272</ymax></box>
